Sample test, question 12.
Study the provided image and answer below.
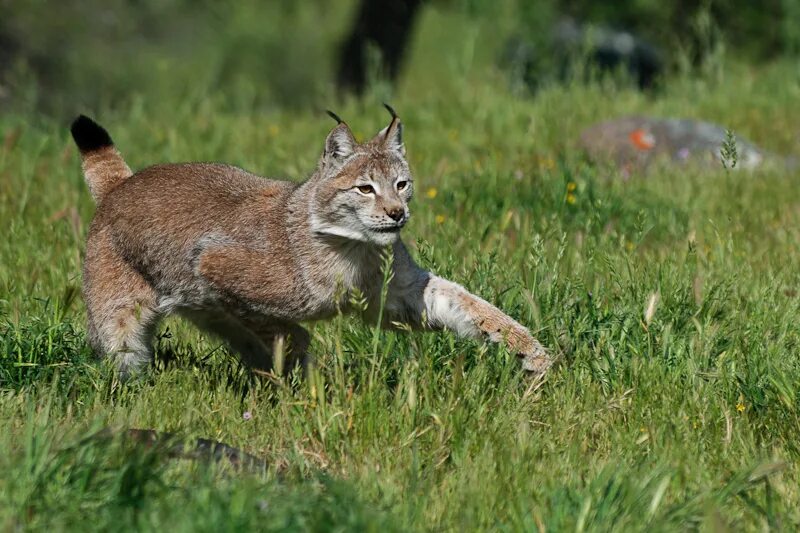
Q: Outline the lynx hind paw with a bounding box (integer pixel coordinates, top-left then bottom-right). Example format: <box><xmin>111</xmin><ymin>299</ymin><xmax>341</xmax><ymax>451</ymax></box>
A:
<box><xmin>111</xmin><ymin>350</ymin><xmax>151</xmax><ymax>381</ymax></box>
<box><xmin>516</xmin><ymin>339</ymin><xmax>553</xmax><ymax>376</ymax></box>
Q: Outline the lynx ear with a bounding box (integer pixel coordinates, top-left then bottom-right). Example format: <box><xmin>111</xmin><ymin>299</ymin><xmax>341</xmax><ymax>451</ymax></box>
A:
<box><xmin>374</xmin><ymin>103</ymin><xmax>405</xmax><ymax>156</ymax></box>
<box><xmin>323</xmin><ymin>111</ymin><xmax>356</xmax><ymax>162</ymax></box>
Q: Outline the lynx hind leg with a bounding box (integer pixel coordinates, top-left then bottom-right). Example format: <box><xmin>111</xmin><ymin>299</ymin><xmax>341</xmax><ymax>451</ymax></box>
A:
<box><xmin>184</xmin><ymin>312</ymin><xmax>310</xmax><ymax>376</ymax></box>
<box><xmin>84</xmin><ymin>231</ymin><xmax>160</xmax><ymax>378</ymax></box>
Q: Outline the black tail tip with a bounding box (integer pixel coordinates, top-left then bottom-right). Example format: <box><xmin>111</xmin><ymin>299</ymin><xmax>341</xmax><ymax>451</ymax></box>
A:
<box><xmin>70</xmin><ymin>115</ymin><xmax>113</xmax><ymax>153</ymax></box>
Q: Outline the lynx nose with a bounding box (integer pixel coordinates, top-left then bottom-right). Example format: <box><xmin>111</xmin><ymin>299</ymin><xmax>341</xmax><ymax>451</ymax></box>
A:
<box><xmin>385</xmin><ymin>207</ymin><xmax>405</xmax><ymax>222</ymax></box>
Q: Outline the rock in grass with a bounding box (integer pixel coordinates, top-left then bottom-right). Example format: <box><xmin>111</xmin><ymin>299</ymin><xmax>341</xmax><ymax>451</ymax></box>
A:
<box><xmin>579</xmin><ymin>116</ymin><xmax>770</xmax><ymax>173</ymax></box>
<box><xmin>505</xmin><ymin>18</ymin><xmax>664</xmax><ymax>92</ymax></box>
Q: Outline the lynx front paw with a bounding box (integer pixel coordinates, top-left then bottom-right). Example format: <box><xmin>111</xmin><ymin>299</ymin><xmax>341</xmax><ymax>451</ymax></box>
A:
<box><xmin>515</xmin><ymin>337</ymin><xmax>553</xmax><ymax>377</ymax></box>
<box><xmin>490</xmin><ymin>322</ymin><xmax>553</xmax><ymax>376</ymax></box>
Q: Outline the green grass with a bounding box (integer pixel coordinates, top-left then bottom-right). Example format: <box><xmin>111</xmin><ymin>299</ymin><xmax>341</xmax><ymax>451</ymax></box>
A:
<box><xmin>2</xmin><ymin>7</ymin><xmax>800</xmax><ymax>531</ymax></box>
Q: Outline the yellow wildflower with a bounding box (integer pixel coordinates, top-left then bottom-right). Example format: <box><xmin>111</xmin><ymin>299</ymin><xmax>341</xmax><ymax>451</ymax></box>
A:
<box><xmin>566</xmin><ymin>193</ymin><xmax>576</xmax><ymax>204</ymax></box>
<box><xmin>736</xmin><ymin>402</ymin><xmax>745</xmax><ymax>413</ymax></box>
<box><xmin>435</xmin><ymin>214</ymin><xmax>446</xmax><ymax>224</ymax></box>
<box><xmin>567</xmin><ymin>182</ymin><xmax>577</xmax><ymax>192</ymax></box>
<box><xmin>426</xmin><ymin>187</ymin><xmax>438</xmax><ymax>199</ymax></box>
<box><xmin>539</xmin><ymin>156</ymin><xmax>555</xmax><ymax>170</ymax></box>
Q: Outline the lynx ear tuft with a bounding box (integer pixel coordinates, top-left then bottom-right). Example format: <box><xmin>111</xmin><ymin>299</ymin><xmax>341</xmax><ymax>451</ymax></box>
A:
<box><xmin>326</xmin><ymin>109</ymin><xmax>345</xmax><ymax>125</ymax></box>
<box><xmin>376</xmin><ymin>103</ymin><xmax>404</xmax><ymax>156</ymax></box>
<box><xmin>383</xmin><ymin>103</ymin><xmax>398</xmax><ymax>121</ymax></box>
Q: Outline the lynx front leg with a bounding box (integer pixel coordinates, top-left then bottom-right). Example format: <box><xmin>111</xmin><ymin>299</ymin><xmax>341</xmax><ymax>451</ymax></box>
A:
<box><xmin>424</xmin><ymin>276</ymin><xmax>551</xmax><ymax>374</ymax></box>
<box><xmin>184</xmin><ymin>310</ymin><xmax>310</xmax><ymax>376</ymax></box>
<box><xmin>244</xmin><ymin>321</ymin><xmax>311</xmax><ymax>376</ymax></box>
<box><xmin>387</xmin><ymin>268</ymin><xmax>552</xmax><ymax>375</ymax></box>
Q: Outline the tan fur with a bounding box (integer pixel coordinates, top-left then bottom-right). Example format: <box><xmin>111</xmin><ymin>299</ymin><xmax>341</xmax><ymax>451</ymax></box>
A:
<box><xmin>76</xmin><ymin>111</ymin><xmax>552</xmax><ymax>378</ymax></box>
<box><xmin>83</xmin><ymin>225</ymin><xmax>160</xmax><ymax>372</ymax></box>
<box><xmin>80</xmin><ymin>146</ymin><xmax>133</xmax><ymax>202</ymax></box>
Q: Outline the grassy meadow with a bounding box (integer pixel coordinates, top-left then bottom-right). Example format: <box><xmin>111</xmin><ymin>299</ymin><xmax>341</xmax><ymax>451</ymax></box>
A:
<box><xmin>1</xmin><ymin>4</ymin><xmax>800</xmax><ymax>531</ymax></box>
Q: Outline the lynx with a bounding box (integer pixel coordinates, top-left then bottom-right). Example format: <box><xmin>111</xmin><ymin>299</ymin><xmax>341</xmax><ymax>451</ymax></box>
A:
<box><xmin>71</xmin><ymin>106</ymin><xmax>552</xmax><ymax>379</ymax></box>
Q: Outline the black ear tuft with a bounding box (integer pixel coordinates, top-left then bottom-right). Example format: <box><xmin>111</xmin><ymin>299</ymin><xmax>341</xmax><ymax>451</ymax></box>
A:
<box><xmin>383</xmin><ymin>103</ymin><xmax>398</xmax><ymax>120</ymax></box>
<box><xmin>376</xmin><ymin>103</ymin><xmax>404</xmax><ymax>155</ymax></box>
<box><xmin>326</xmin><ymin>110</ymin><xmax>345</xmax><ymax>124</ymax></box>
<box><xmin>70</xmin><ymin>115</ymin><xmax>113</xmax><ymax>153</ymax></box>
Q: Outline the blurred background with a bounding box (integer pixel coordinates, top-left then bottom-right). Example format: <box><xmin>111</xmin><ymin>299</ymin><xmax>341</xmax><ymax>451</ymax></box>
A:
<box><xmin>1</xmin><ymin>0</ymin><xmax>798</xmax><ymax>116</ymax></box>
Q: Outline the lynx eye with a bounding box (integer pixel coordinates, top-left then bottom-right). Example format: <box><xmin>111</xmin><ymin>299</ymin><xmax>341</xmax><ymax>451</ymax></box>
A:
<box><xmin>396</xmin><ymin>180</ymin><xmax>409</xmax><ymax>191</ymax></box>
<box><xmin>356</xmin><ymin>184</ymin><xmax>375</xmax><ymax>195</ymax></box>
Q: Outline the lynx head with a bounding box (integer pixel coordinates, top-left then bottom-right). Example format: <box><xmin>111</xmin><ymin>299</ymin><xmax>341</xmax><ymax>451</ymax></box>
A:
<box><xmin>309</xmin><ymin>105</ymin><xmax>413</xmax><ymax>246</ymax></box>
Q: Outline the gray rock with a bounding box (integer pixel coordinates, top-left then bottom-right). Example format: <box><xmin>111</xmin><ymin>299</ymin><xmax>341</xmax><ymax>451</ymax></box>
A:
<box><xmin>579</xmin><ymin>116</ymin><xmax>769</xmax><ymax>172</ymax></box>
<box><xmin>553</xmin><ymin>18</ymin><xmax>663</xmax><ymax>90</ymax></box>
<box><xmin>505</xmin><ymin>18</ymin><xmax>664</xmax><ymax>92</ymax></box>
